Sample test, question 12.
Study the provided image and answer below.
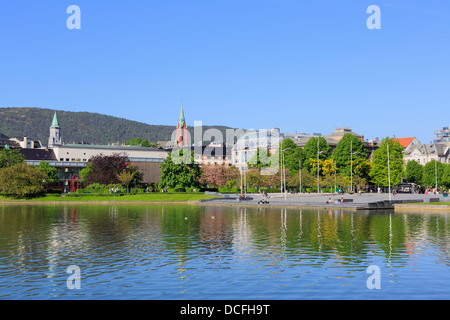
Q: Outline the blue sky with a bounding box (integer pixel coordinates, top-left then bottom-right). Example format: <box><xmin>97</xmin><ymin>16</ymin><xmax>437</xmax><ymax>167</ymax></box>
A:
<box><xmin>0</xmin><ymin>0</ymin><xmax>449</xmax><ymax>143</ymax></box>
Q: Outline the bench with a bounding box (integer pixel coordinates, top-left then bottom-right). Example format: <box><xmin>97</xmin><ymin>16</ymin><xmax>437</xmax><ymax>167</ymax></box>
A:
<box><xmin>334</xmin><ymin>199</ymin><xmax>353</xmax><ymax>203</ymax></box>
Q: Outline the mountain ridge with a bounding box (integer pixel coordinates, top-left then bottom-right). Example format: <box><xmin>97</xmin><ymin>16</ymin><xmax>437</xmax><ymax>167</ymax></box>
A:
<box><xmin>0</xmin><ymin>107</ymin><xmax>235</xmax><ymax>146</ymax></box>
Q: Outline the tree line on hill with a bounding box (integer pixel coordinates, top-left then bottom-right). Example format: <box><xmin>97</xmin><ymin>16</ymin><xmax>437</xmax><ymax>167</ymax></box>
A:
<box><xmin>0</xmin><ymin>107</ymin><xmax>234</xmax><ymax>146</ymax></box>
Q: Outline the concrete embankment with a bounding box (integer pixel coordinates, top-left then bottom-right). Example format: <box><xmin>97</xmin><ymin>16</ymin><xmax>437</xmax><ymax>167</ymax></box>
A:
<box><xmin>199</xmin><ymin>192</ymin><xmax>450</xmax><ymax>211</ymax></box>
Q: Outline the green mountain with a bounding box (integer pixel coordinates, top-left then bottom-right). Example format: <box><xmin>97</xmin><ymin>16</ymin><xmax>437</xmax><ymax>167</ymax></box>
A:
<box><xmin>0</xmin><ymin>107</ymin><xmax>235</xmax><ymax>146</ymax></box>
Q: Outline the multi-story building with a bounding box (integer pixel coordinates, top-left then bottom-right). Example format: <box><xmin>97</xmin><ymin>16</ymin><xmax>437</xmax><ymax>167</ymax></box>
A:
<box><xmin>18</xmin><ymin>112</ymin><xmax>170</xmax><ymax>191</ymax></box>
<box><xmin>434</xmin><ymin>127</ymin><xmax>450</xmax><ymax>145</ymax></box>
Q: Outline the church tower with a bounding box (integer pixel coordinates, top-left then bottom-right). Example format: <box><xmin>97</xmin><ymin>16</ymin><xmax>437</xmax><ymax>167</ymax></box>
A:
<box><xmin>48</xmin><ymin>112</ymin><xmax>62</xmax><ymax>148</ymax></box>
<box><xmin>176</xmin><ymin>105</ymin><xmax>189</xmax><ymax>147</ymax></box>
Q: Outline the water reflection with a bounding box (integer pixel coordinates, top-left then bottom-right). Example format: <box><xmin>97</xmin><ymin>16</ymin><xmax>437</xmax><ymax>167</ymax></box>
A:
<box><xmin>0</xmin><ymin>204</ymin><xmax>449</xmax><ymax>299</ymax></box>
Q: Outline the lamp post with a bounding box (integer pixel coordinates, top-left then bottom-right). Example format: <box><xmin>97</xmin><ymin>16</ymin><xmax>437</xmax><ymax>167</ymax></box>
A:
<box><xmin>435</xmin><ymin>159</ymin><xmax>438</xmax><ymax>193</ymax></box>
<box><xmin>281</xmin><ymin>147</ymin><xmax>291</xmax><ymax>200</ymax></box>
<box><xmin>350</xmin><ymin>140</ymin><xmax>361</xmax><ymax>193</ymax></box>
<box><xmin>387</xmin><ymin>141</ymin><xmax>391</xmax><ymax>201</ymax></box>
<box><xmin>316</xmin><ymin>139</ymin><xmax>326</xmax><ymax>194</ymax></box>
<box><xmin>299</xmin><ymin>159</ymin><xmax>302</xmax><ymax>194</ymax></box>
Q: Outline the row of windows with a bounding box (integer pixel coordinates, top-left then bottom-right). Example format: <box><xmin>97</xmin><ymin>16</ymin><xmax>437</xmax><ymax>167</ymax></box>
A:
<box><xmin>60</xmin><ymin>158</ymin><xmax>87</xmax><ymax>162</ymax></box>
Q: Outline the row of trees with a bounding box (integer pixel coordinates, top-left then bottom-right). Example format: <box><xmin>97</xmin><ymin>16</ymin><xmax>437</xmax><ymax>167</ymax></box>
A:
<box><xmin>405</xmin><ymin>159</ymin><xmax>450</xmax><ymax>190</ymax></box>
<box><xmin>156</xmin><ymin>135</ymin><xmax>407</xmax><ymax>193</ymax></box>
<box><xmin>245</xmin><ymin>134</ymin><xmax>405</xmax><ymax>192</ymax></box>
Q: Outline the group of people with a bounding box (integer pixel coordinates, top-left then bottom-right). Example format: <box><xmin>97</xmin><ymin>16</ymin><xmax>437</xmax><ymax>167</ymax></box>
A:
<box><xmin>109</xmin><ymin>187</ymin><xmax>120</xmax><ymax>194</ymax></box>
<box><xmin>326</xmin><ymin>197</ymin><xmax>345</xmax><ymax>204</ymax></box>
<box><xmin>258</xmin><ymin>190</ymin><xmax>269</xmax><ymax>204</ymax></box>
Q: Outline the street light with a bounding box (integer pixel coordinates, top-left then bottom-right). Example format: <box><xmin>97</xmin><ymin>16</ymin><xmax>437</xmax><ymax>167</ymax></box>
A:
<box><xmin>281</xmin><ymin>147</ymin><xmax>291</xmax><ymax>200</ymax></box>
<box><xmin>435</xmin><ymin>159</ymin><xmax>438</xmax><ymax>193</ymax></box>
<box><xmin>387</xmin><ymin>141</ymin><xmax>391</xmax><ymax>201</ymax></box>
<box><xmin>317</xmin><ymin>139</ymin><xmax>326</xmax><ymax>194</ymax></box>
<box><xmin>350</xmin><ymin>140</ymin><xmax>362</xmax><ymax>193</ymax></box>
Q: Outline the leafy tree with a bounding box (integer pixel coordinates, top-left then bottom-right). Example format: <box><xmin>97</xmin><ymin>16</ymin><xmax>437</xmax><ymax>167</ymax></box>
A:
<box><xmin>280</xmin><ymin>138</ymin><xmax>304</xmax><ymax>174</ymax></box>
<box><xmin>370</xmin><ymin>137</ymin><xmax>404</xmax><ymax>187</ymax></box>
<box><xmin>0</xmin><ymin>148</ymin><xmax>24</xmax><ymax>168</ymax></box>
<box><xmin>84</xmin><ymin>153</ymin><xmax>131</xmax><ymax>186</ymax></box>
<box><xmin>248</xmin><ymin>148</ymin><xmax>273</xmax><ymax>170</ymax></box>
<box><xmin>422</xmin><ymin>160</ymin><xmax>445</xmax><ymax>188</ymax></box>
<box><xmin>288</xmin><ymin>168</ymin><xmax>316</xmax><ymax>190</ymax></box>
<box><xmin>159</xmin><ymin>149</ymin><xmax>202</xmax><ymax>190</ymax></box>
<box><xmin>405</xmin><ymin>160</ymin><xmax>423</xmax><ymax>184</ymax></box>
<box><xmin>38</xmin><ymin>161</ymin><xmax>58</xmax><ymax>184</ymax></box>
<box><xmin>441</xmin><ymin>164</ymin><xmax>450</xmax><ymax>189</ymax></box>
<box><xmin>331</xmin><ymin>133</ymin><xmax>367</xmax><ymax>178</ymax></box>
<box><xmin>0</xmin><ymin>163</ymin><xmax>48</xmax><ymax>198</ymax></box>
<box><xmin>201</xmin><ymin>165</ymin><xmax>240</xmax><ymax>188</ymax></box>
<box><xmin>352</xmin><ymin>158</ymin><xmax>372</xmax><ymax>183</ymax></box>
<box><xmin>303</xmin><ymin>137</ymin><xmax>331</xmax><ymax>174</ymax></box>
<box><xmin>117</xmin><ymin>170</ymin><xmax>136</xmax><ymax>191</ymax></box>
<box><xmin>126</xmin><ymin>138</ymin><xmax>151</xmax><ymax>147</ymax></box>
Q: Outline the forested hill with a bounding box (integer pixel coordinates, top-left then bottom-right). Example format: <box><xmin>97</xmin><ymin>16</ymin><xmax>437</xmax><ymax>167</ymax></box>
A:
<box><xmin>0</xmin><ymin>107</ymin><xmax>235</xmax><ymax>146</ymax></box>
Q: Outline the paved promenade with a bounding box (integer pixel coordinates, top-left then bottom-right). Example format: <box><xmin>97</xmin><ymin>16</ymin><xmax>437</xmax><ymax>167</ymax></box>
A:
<box><xmin>200</xmin><ymin>192</ymin><xmax>450</xmax><ymax>211</ymax></box>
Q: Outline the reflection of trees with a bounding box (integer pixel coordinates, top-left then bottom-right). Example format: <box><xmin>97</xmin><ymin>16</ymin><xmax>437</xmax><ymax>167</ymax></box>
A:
<box><xmin>0</xmin><ymin>204</ymin><xmax>449</xmax><ymax>286</ymax></box>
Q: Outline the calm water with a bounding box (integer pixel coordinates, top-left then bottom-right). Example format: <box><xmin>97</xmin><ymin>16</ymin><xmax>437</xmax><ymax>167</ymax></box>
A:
<box><xmin>0</xmin><ymin>204</ymin><xmax>449</xmax><ymax>300</ymax></box>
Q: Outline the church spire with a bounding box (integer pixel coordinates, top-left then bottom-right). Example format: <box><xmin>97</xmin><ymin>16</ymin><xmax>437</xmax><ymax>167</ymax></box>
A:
<box><xmin>176</xmin><ymin>103</ymin><xmax>189</xmax><ymax>147</ymax></box>
<box><xmin>178</xmin><ymin>104</ymin><xmax>186</xmax><ymax>128</ymax></box>
<box><xmin>50</xmin><ymin>112</ymin><xmax>60</xmax><ymax>128</ymax></box>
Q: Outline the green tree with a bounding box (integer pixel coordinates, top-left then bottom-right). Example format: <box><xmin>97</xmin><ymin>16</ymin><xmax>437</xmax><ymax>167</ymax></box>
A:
<box><xmin>280</xmin><ymin>138</ymin><xmax>304</xmax><ymax>174</ymax></box>
<box><xmin>159</xmin><ymin>149</ymin><xmax>202</xmax><ymax>190</ymax></box>
<box><xmin>422</xmin><ymin>160</ymin><xmax>445</xmax><ymax>188</ymax></box>
<box><xmin>248</xmin><ymin>148</ymin><xmax>273</xmax><ymax>170</ymax></box>
<box><xmin>38</xmin><ymin>161</ymin><xmax>58</xmax><ymax>184</ymax></box>
<box><xmin>0</xmin><ymin>148</ymin><xmax>24</xmax><ymax>168</ymax></box>
<box><xmin>331</xmin><ymin>133</ymin><xmax>367</xmax><ymax>177</ymax></box>
<box><xmin>303</xmin><ymin>137</ymin><xmax>331</xmax><ymax>174</ymax></box>
<box><xmin>0</xmin><ymin>163</ymin><xmax>48</xmax><ymax>198</ymax></box>
<box><xmin>370</xmin><ymin>137</ymin><xmax>404</xmax><ymax>187</ymax></box>
<box><xmin>126</xmin><ymin>138</ymin><xmax>151</xmax><ymax>147</ymax></box>
<box><xmin>117</xmin><ymin>170</ymin><xmax>136</xmax><ymax>192</ymax></box>
<box><xmin>441</xmin><ymin>164</ymin><xmax>450</xmax><ymax>189</ymax></box>
<box><xmin>405</xmin><ymin>160</ymin><xmax>423</xmax><ymax>184</ymax></box>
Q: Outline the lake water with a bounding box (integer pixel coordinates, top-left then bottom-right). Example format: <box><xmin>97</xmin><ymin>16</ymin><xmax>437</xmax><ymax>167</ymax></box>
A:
<box><xmin>0</xmin><ymin>204</ymin><xmax>449</xmax><ymax>300</ymax></box>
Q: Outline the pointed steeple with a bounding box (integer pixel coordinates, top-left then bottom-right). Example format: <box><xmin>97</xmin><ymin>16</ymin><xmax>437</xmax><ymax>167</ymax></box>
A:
<box><xmin>178</xmin><ymin>104</ymin><xmax>186</xmax><ymax>128</ymax></box>
<box><xmin>50</xmin><ymin>112</ymin><xmax>60</xmax><ymax>128</ymax></box>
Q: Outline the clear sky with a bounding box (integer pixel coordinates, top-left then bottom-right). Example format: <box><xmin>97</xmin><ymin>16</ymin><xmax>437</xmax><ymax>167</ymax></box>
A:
<box><xmin>0</xmin><ymin>0</ymin><xmax>449</xmax><ymax>144</ymax></box>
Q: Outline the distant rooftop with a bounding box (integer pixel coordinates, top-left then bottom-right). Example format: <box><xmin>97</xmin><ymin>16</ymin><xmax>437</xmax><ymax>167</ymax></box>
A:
<box><xmin>62</xmin><ymin>144</ymin><xmax>165</xmax><ymax>152</ymax></box>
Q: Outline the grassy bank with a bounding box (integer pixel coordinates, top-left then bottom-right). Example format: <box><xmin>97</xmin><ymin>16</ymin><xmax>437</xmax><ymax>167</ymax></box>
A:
<box><xmin>0</xmin><ymin>193</ymin><xmax>219</xmax><ymax>202</ymax></box>
<box><xmin>412</xmin><ymin>201</ymin><xmax>450</xmax><ymax>205</ymax></box>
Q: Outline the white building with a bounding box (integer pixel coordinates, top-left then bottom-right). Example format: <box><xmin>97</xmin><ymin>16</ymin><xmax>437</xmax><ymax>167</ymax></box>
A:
<box><xmin>404</xmin><ymin>143</ymin><xmax>450</xmax><ymax>165</ymax></box>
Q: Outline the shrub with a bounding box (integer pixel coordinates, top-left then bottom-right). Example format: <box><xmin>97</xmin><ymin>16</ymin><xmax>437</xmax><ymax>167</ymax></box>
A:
<box><xmin>0</xmin><ymin>163</ymin><xmax>47</xmax><ymax>198</ymax></box>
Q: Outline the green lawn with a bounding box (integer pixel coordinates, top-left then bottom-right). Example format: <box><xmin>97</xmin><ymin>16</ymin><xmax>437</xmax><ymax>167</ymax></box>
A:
<box><xmin>413</xmin><ymin>201</ymin><xmax>450</xmax><ymax>205</ymax></box>
<box><xmin>0</xmin><ymin>193</ymin><xmax>219</xmax><ymax>202</ymax></box>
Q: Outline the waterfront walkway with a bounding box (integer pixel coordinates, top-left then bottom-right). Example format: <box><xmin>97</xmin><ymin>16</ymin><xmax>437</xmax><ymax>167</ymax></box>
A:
<box><xmin>200</xmin><ymin>192</ymin><xmax>450</xmax><ymax>211</ymax></box>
